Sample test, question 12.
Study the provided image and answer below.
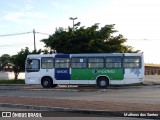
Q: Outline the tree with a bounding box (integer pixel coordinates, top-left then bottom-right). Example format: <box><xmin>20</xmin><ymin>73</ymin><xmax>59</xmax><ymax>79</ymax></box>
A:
<box><xmin>41</xmin><ymin>23</ymin><xmax>140</xmax><ymax>53</ymax></box>
<box><xmin>11</xmin><ymin>47</ymin><xmax>42</xmax><ymax>80</ymax></box>
<box><xmin>0</xmin><ymin>54</ymin><xmax>11</xmax><ymax>71</ymax></box>
<box><xmin>10</xmin><ymin>47</ymin><xmax>30</xmax><ymax>80</ymax></box>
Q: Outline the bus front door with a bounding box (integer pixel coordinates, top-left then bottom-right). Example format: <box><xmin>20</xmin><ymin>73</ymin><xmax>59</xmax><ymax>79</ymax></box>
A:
<box><xmin>25</xmin><ymin>59</ymin><xmax>41</xmax><ymax>84</ymax></box>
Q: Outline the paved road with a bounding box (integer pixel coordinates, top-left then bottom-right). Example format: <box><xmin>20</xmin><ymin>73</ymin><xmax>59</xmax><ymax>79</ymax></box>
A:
<box><xmin>0</xmin><ymin>85</ymin><xmax>160</xmax><ymax>104</ymax></box>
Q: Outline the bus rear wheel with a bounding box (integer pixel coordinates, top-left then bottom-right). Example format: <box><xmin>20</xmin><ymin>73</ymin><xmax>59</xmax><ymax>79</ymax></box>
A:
<box><xmin>41</xmin><ymin>77</ymin><xmax>53</xmax><ymax>88</ymax></box>
<box><xmin>97</xmin><ymin>77</ymin><xmax>109</xmax><ymax>89</ymax></box>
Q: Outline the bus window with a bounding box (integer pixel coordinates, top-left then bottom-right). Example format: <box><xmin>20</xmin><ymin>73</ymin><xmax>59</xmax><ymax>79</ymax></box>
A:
<box><xmin>123</xmin><ymin>57</ymin><xmax>141</xmax><ymax>68</ymax></box>
<box><xmin>41</xmin><ymin>57</ymin><xmax>54</xmax><ymax>69</ymax></box>
<box><xmin>88</xmin><ymin>58</ymin><xmax>104</xmax><ymax>68</ymax></box>
<box><xmin>26</xmin><ymin>59</ymin><xmax>40</xmax><ymax>72</ymax></box>
<box><xmin>71</xmin><ymin>58</ymin><xmax>87</xmax><ymax>68</ymax></box>
<box><xmin>106</xmin><ymin>57</ymin><xmax>122</xmax><ymax>68</ymax></box>
<box><xmin>55</xmin><ymin>58</ymin><xmax>70</xmax><ymax>68</ymax></box>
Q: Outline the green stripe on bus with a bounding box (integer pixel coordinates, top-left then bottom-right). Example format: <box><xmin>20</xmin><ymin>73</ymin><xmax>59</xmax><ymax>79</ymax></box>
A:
<box><xmin>71</xmin><ymin>68</ymin><xmax>124</xmax><ymax>80</ymax></box>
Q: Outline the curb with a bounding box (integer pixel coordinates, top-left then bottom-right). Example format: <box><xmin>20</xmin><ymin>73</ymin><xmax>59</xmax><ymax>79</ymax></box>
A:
<box><xmin>0</xmin><ymin>84</ymin><xmax>29</xmax><ymax>86</ymax></box>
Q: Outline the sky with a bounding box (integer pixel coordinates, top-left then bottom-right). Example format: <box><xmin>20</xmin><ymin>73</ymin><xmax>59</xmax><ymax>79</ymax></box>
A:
<box><xmin>0</xmin><ymin>0</ymin><xmax>160</xmax><ymax>63</ymax></box>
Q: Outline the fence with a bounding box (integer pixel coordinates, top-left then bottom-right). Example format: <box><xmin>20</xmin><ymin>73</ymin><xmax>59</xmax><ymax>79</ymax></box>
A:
<box><xmin>144</xmin><ymin>75</ymin><xmax>160</xmax><ymax>84</ymax></box>
<box><xmin>0</xmin><ymin>72</ymin><xmax>25</xmax><ymax>80</ymax></box>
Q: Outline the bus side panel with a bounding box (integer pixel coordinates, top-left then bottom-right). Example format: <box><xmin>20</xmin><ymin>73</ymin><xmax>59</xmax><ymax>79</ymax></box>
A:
<box><xmin>124</xmin><ymin>53</ymin><xmax>144</xmax><ymax>84</ymax></box>
<box><xmin>55</xmin><ymin>54</ymin><xmax>70</xmax><ymax>81</ymax></box>
<box><xmin>25</xmin><ymin>72</ymin><xmax>41</xmax><ymax>84</ymax></box>
<box><xmin>124</xmin><ymin>68</ymin><xmax>144</xmax><ymax>84</ymax></box>
<box><xmin>55</xmin><ymin>68</ymin><xmax>70</xmax><ymax>80</ymax></box>
<box><xmin>71</xmin><ymin>68</ymin><xmax>124</xmax><ymax>81</ymax></box>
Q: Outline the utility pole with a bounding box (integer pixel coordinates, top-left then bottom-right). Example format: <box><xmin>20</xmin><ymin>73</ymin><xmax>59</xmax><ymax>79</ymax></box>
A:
<box><xmin>69</xmin><ymin>17</ymin><xmax>77</xmax><ymax>31</ymax></box>
<box><xmin>33</xmin><ymin>29</ymin><xmax>36</xmax><ymax>51</ymax></box>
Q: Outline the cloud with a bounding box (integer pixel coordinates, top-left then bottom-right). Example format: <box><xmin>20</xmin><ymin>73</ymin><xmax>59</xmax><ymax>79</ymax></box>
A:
<box><xmin>52</xmin><ymin>1</ymin><xmax>72</xmax><ymax>10</ymax></box>
<box><xmin>3</xmin><ymin>11</ymin><xmax>48</xmax><ymax>24</ymax></box>
<box><xmin>23</xmin><ymin>3</ymin><xmax>34</xmax><ymax>11</ymax></box>
<box><xmin>0</xmin><ymin>25</ymin><xmax>8</xmax><ymax>29</ymax></box>
<box><xmin>0</xmin><ymin>0</ymin><xmax>45</xmax><ymax>25</ymax></box>
<box><xmin>6</xmin><ymin>0</ymin><xmax>34</xmax><ymax>12</ymax></box>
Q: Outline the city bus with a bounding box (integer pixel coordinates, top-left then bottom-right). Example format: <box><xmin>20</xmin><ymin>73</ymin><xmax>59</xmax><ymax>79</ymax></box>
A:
<box><xmin>25</xmin><ymin>53</ymin><xmax>144</xmax><ymax>88</ymax></box>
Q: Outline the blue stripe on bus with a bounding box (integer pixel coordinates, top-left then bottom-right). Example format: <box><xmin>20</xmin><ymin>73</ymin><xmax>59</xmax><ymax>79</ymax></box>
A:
<box><xmin>55</xmin><ymin>54</ymin><xmax>70</xmax><ymax>58</ymax></box>
<box><xmin>55</xmin><ymin>54</ymin><xmax>70</xmax><ymax>80</ymax></box>
<box><xmin>55</xmin><ymin>68</ymin><xmax>70</xmax><ymax>80</ymax></box>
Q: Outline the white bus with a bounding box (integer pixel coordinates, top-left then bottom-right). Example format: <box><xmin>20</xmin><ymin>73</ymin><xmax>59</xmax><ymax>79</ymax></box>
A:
<box><xmin>25</xmin><ymin>53</ymin><xmax>144</xmax><ymax>88</ymax></box>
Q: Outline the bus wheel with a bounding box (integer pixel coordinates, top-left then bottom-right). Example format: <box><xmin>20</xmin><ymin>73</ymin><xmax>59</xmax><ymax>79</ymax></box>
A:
<box><xmin>41</xmin><ymin>77</ymin><xmax>53</xmax><ymax>88</ymax></box>
<box><xmin>97</xmin><ymin>77</ymin><xmax>109</xmax><ymax>89</ymax></box>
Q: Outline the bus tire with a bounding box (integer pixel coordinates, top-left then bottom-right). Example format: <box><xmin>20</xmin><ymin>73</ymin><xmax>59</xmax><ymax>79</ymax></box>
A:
<box><xmin>41</xmin><ymin>77</ymin><xmax>53</xmax><ymax>88</ymax></box>
<box><xmin>97</xmin><ymin>77</ymin><xmax>109</xmax><ymax>89</ymax></box>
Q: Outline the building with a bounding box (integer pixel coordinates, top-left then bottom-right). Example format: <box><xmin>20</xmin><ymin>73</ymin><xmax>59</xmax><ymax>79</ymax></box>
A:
<box><xmin>145</xmin><ymin>64</ymin><xmax>160</xmax><ymax>75</ymax></box>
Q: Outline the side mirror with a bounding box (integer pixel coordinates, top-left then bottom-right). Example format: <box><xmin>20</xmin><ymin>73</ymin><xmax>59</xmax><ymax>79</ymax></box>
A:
<box><xmin>27</xmin><ymin>58</ymin><xmax>32</xmax><ymax>64</ymax></box>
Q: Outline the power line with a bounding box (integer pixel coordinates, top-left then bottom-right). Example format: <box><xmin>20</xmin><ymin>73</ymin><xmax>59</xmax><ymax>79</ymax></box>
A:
<box><xmin>128</xmin><ymin>38</ymin><xmax>160</xmax><ymax>41</ymax></box>
<box><xmin>1</xmin><ymin>31</ymin><xmax>158</xmax><ymax>40</ymax></box>
<box><xmin>0</xmin><ymin>30</ymin><xmax>50</xmax><ymax>51</ymax></box>
<box><xmin>0</xmin><ymin>43</ymin><xmax>33</xmax><ymax>48</ymax></box>
<box><xmin>0</xmin><ymin>32</ymin><xmax>32</xmax><ymax>37</ymax></box>
<box><xmin>0</xmin><ymin>31</ymin><xmax>50</xmax><ymax>37</ymax></box>
<box><xmin>36</xmin><ymin>32</ymin><xmax>50</xmax><ymax>36</ymax></box>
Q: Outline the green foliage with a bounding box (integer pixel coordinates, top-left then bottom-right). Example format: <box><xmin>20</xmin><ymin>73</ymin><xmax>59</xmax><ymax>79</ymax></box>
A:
<box><xmin>0</xmin><ymin>47</ymin><xmax>42</xmax><ymax>80</ymax></box>
<box><xmin>0</xmin><ymin>54</ymin><xmax>11</xmax><ymax>71</ymax></box>
<box><xmin>10</xmin><ymin>47</ymin><xmax>29</xmax><ymax>80</ymax></box>
<box><xmin>0</xmin><ymin>80</ymin><xmax>24</xmax><ymax>84</ymax></box>
<box><xmin>0</xmin><ymin>47</ymin><xmax>47</xmax><ymax>80</ymax></box>
<box><xmin>41</xmin><ymin>23</ymin><xmax>140</xmax><ymax>53</ymax></box>
<box><xmin>10</xmin><ymin>47</ymin><xmax>42</xmax><ymax>80</ymax></box>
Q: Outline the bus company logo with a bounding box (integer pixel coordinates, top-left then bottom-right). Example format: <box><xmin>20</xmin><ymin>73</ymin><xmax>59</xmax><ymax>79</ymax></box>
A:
<box><xmin>100</xmin><ymin>70</ymin><xmax>115</xmax><ymax>74</ymax></box>
<box><xmin>2</xmin><ymin>112</ymin><xmax>11</xmax><ymax>117</ymax></box>
<box><xmin>92</xmin><ymin>69</ymin><xmax>115</xmax><ymax>74</ymax></box>
<box><xmin>92</xmin><ymin>69</ymin><xmax>98</xmax><ymax>74</ymax></box>
<box><xmin>1</xmin><ymin>112</ymin><xmax>42</xmax><ymax>118</ymax></box>
<box><xmin>130</xmin><ymin>68</ymin><xmax>141</xmax><ymax>77</ymax></box>
<box><xmin>56</xmin><ymin>70</ymin><xmax>68</xmax><ymax>74</ymax></box>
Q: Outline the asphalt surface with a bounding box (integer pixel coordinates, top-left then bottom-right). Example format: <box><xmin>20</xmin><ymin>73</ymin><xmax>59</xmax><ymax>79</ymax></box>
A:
<box><xmin>0</xmin><ymin>84</ymin><xmax>160</xmax><ymax>104</ymax></box>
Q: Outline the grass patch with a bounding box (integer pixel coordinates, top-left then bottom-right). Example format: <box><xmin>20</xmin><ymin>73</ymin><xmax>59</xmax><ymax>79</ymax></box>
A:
<box><xmin>0</xmin><ymin>79</ymin><xmax>25</xmax><ymax>84</ymax></box>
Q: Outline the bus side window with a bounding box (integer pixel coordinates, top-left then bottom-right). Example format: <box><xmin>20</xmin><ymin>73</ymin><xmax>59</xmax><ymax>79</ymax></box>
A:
<box><xmin>71</xmin><ymin>58</ymin><xmax>87</xmax><ymax>68</ymax></box>
<box><xmin>27</xmin><ymin>59</ymin><xmax>32</xmax><ymax>69</ymax></box>
<box><xmin>26</xmin><ymin>59</ymin><xmax>40</xmax><ymax>72</ymax></box>
<box><xmin>41</xmin><ymin>57</ymin><xmax>54</xmax><ymax>69</ymax></box>
<box><xmin>106</xmin><ymin>57</ymin><xmax>122</xmax><ymax>68</ymax></box>
<box><xmin>123</xmin><ymin>57</ymin><xmax>141</xmax><ymax>68</ymax></box>
<box><xmin>88</xmin><ymin>58</ymin><xmax>104</xmax><ymax>68</ymax></box>
<box><xmin>55</xmin><ymin>58</ymin><xmax>70</xmax><ymax>68</ymax></box>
